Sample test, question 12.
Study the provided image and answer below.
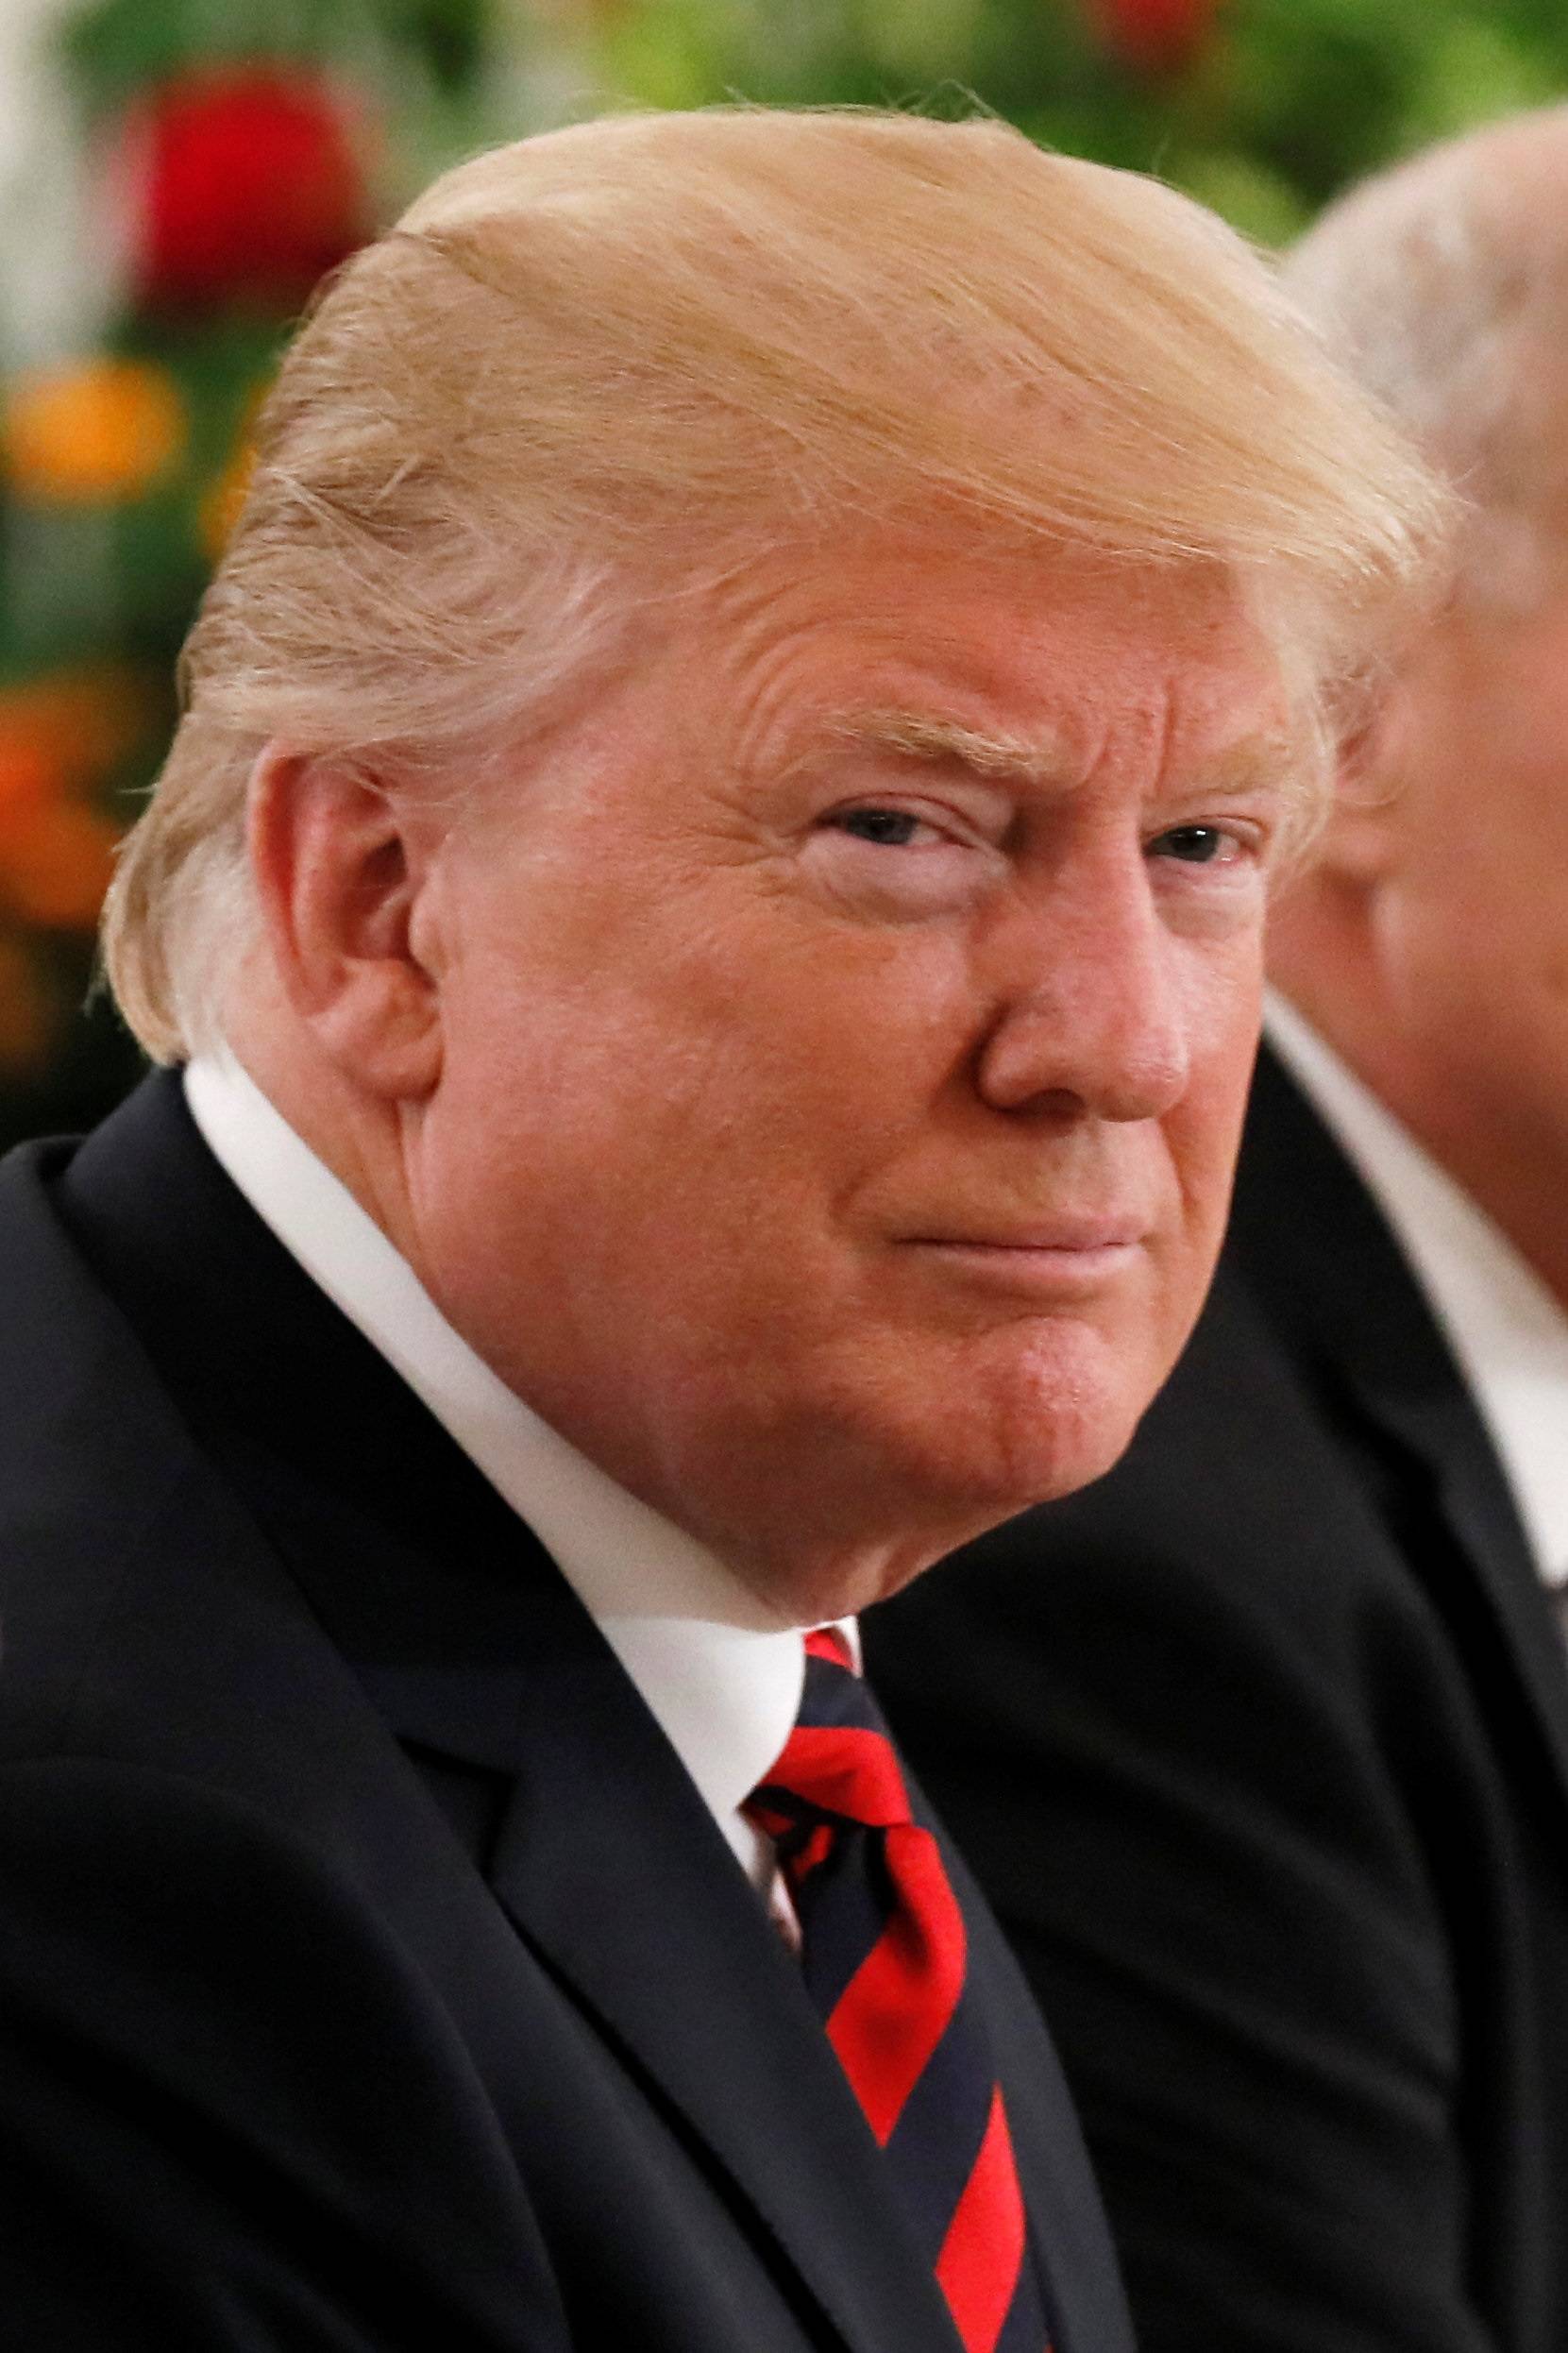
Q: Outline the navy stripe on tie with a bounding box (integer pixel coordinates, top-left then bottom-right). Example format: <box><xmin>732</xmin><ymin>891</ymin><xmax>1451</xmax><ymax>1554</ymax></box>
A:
<box><xmin>884</xmin><ymin>1985</ymin><xmax>997</xmax><ymax>2266</ymax></box>
<box><xmin>792</xmin><ymin>1828</ymin><xmax>895</xmax><ymax>2022</ymax></box>
<box><xmin>994</xmin><ymin>2244</ymin><xmax>1054</xmax><ymax>2353</ymax></box>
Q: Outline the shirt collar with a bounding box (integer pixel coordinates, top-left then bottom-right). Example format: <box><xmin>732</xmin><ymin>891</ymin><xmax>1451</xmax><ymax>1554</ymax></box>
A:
<box><xmin>1265</xmin><ymin>991</ymin><xmax>1568</xmax><ymax>1588</ymax></box>
<box><xmin>182</xmin><ymin>1050</ymin><xmax>826</xmax><ymax>1860</ymax></box>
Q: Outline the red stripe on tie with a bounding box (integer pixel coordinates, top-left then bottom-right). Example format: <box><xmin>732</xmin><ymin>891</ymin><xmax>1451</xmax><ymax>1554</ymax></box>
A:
<box><xmin>805</xmin><ymin>1625</ymin><xmax>855</xmax><ymax>1669</ymax></box>
<box><xmin>770</xmin><ymin>1722</ymin><xmax>909</xmax><ymax>1826</ymax></box>
<box><xmin>935</xmin><ymin>2087</ymin><xmax>1029</xmax><ymax>2353</ymax></box>
<box><xmin>750</xmin><ymin>1634</ymin><xmax>1050</xmax><ymax>2352</ymax></box>
<box><xmin>826</xmin><ymin>1820</ymin><xmax>966</xmax><ymax>2143</ymax></box>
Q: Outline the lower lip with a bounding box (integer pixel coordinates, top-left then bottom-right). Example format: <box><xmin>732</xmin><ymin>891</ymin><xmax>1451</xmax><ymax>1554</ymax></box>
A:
<box><xmin>907</xmin><ymin>1240</ymin><xmax>1145</xmax><ymax>1296</ymax></box>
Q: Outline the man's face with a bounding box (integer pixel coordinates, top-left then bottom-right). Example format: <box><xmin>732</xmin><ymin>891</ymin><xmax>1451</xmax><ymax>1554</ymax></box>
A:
<box><xmin>405</xmin><ymin>535</ymin><xmax>1288</xmax><ymax>1610</ymax></box>
<box><xmin>1359</xmin><ymin>586</ymin><xmax>1568</xmax><ymax>1253</ymax></box>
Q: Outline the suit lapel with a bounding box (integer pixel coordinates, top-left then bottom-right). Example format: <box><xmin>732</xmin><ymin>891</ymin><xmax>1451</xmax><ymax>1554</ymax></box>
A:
<box><xmin>58</xmin><ymin>1075</ymin><xmax>964</xmax><ymax>2353</ymax></box>
<box><xmin>1233</xmin><ymin>1049</ymin><xmax>1568</xmax><ymax>1818</ymax></box>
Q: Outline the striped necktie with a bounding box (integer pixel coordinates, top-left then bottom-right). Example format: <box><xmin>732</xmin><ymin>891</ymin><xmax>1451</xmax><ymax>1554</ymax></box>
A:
<box><xmin>750</xmin><ymin>1630</ymin><xmax>1051</xmax><ymax>2353</ymax></box>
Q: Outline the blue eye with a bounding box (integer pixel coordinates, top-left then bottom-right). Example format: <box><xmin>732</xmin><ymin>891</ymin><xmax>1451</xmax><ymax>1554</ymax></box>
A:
<box><xmin>831</xmin><ymin>808</ymin><xmax>923</xmax><ymax>846</ymax></box>
<box><xmin>1152</xmin><ymin>825</ymin><xmax>1227</xmax><ymax>864</ymax></box>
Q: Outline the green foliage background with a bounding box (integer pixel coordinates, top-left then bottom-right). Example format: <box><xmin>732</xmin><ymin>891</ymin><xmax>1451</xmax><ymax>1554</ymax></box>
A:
<box><xmin>592</xmin><ymin>0</ymin><xmax>1568</xmax><ymax>246</ymax></box>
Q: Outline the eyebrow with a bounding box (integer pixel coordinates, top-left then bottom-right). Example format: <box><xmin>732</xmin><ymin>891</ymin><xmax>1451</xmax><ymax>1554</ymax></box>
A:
<box><xmin>1193</xmin><ymin>736</ymin><xmax>1301</xmax><ymax>801</ymax></box>
<box><xmin>831</xmin><ymin>706</ymin><xmax>1298</xmax><ymax>802</ymax></box>
<box><xmin>828</xmin><ymin>708</ymin><xmax>1075</xmax><ymax>786</ymax></box>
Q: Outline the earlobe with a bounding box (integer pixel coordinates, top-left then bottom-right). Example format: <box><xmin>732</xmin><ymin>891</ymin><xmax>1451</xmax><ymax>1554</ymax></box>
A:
<box><xmin>1313</xmin><ymin>698</ymin><xmax>1408</xmax><ymax>889</ymax></box>
<box><xmin>1316</xmin><ymin>794</ymin><xmax>1399</xmax><ymax>889</ymax></box>
<box><xmin>246</xmin><ymin>745</ymin><xmax>445</xmax><ymax>1100</ymax></box>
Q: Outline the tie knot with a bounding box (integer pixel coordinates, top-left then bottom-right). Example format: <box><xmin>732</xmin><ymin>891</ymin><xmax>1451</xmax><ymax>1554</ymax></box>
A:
<box><xmin>750</xmin><ymin>1632</ymin><xmax>913</xmax><ymax>1837</ymax></box>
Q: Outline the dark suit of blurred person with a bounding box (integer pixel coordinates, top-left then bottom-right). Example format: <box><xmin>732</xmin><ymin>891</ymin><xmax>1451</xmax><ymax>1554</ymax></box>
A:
<box><xmin>868</xmin><ymin>106</ymin><xmax>1568</xmax><ymax>2353</ymax></box>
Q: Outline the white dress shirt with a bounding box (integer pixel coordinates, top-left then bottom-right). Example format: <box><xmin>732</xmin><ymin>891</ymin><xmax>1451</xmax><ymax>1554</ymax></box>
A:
<box><xmin>183</xmin><ymin>1050</ymin><xmax>841</xmax><ymax>1895</ymax></box>
<box><xmin>1265</xmin><ymin>992</ymin><xmax>1568</xmax><ymax>1594</ymax></box>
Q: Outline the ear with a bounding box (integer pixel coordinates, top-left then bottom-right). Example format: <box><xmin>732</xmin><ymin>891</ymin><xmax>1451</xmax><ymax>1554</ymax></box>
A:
<box><xmin>1309</xmin><ymin>682</ymin><xmax>1415</xmax><ymax>890</ymax></box>
<box><xmin>246</xmin><ymin>745</ymin><xmax>446</xmax><ymax>1100</ymax></box>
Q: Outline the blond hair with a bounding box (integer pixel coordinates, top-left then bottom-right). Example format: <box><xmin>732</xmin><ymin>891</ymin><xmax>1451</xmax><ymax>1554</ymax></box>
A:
<box><xmin>104</xmin><ymin>106</ymin><xmax>1450</xmax><ymax>1060</ymax></box>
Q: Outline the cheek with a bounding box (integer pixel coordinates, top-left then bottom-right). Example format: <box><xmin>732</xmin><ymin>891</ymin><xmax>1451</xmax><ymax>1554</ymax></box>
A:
<box><xmin>425</xmin><ymin>941</ymin><xmax>865</xmax><ymax>1320</ymax></box>
<box><xmin>652</xmin><ymin>918</ymin><xmax>981</xmax><ymax>1172</ymax></box>
<box><xmin>1455</xmin><ymin>927</ymin><xmax>1568</xmax><ymax>1126</ymax></box>
<box><xmin>1389</xmin><ymin>867</ymin><xmax>1543</xmax><ymax>1058</ymax></box>
<box><xmin>1169</xmin><ymin>956</ymin><xmax>1264</xmax><ymax>1201</ymax></box>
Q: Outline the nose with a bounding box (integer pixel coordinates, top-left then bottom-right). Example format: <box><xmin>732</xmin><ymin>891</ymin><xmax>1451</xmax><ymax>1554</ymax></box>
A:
<box><xmin>973</xmin><ymin>849</ymin><xmax>1191</xmax><ymax>1123</ymax></box>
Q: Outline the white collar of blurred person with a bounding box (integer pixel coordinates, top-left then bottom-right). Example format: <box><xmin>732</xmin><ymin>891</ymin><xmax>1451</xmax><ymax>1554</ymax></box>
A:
<box><xmin>1266</xmin><ymin>990</ymin><xmax>1568</xmax><ymax>1589</ymax></box>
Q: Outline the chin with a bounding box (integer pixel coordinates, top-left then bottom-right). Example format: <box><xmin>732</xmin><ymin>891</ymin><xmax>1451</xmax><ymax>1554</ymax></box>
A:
<box><xmin>986</xmin><ymin>1406</ymin><xmax>1140</xmax><ymax>1513</ymax></box>
<box><xmin>961</xmin><ymin>1323</ymin><xmax>1155</xmax><ymax>1504</ymax></box>
<box><xmin>874</xmin><ymin>1384</ymin><xmax>1147</xmax><ymax>1558</ymax></box>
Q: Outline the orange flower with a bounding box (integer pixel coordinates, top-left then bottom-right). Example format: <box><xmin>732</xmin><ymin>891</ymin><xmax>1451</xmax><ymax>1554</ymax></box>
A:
<box><xmin>0</xmin><ymin>667</ymin><xmax>157</xmax><ymax>794</ymax></box>
<box><xmin>4</xmin><ymin>358</ymin><xmax>188</xmax><ymax>503</ymax></box>
<box><xmin>0</xmin><ymin>801</ymin><xmax>121</xmax><ymax>930</ymax></box>
<box><xmin>0</xmin><ymin>737</ymin><xmax>61</xmax><ymax>823</ymax></box>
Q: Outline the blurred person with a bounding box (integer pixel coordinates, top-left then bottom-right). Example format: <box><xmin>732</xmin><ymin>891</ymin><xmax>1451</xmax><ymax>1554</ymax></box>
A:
<box><xmin>0</xmin><ymin>107</ymin><xmax>1439</xmax><ymax>2353</ymax></box>
<box><xmin>868</xmin><ymin>103</ymin><xmax>1568</xmax><ymax>2353</ymax></box>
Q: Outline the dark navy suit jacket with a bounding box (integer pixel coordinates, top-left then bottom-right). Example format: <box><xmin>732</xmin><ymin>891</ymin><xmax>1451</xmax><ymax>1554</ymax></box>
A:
<box><xmin>0</xmin><ymin>1074</ymin><xmax>1133</xmax><ymax>2353</ymax></box>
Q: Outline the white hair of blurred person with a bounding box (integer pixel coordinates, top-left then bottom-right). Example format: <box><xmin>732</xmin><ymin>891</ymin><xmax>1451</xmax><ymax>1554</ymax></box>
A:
<box><xmin>1284</xmin><ymin>103</ymin><xmax>1568</xmax><ymax>616</ymax></box>
<box><xmin>1275</xmin><ymin>104</ymin><xmax>1568</xmax><ymax>1312</ymax></box>
<box><xmin>103</xmin><ymin>105</ymin><xmax>1450</xmax><ymax>1065</ymax></box>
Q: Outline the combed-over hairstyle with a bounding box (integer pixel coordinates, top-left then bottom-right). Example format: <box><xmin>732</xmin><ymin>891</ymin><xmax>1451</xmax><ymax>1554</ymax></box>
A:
<box><xmin>104</xmin><ymin>105</ymin><xmax>1451</xmax><ymax>1061</ymax></box>
<box><xmin>1283</xmin><ymin>103</ymin><xmax>1568</xmax><ymax>613</ymax></box>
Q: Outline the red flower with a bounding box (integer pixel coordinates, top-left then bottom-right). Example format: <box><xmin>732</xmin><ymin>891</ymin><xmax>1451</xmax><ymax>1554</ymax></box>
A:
<box><xmin>128</xmin><ymin>68</ymin><xmax>371</xmax><ymax>312</ymax></box>
<box><xmin>1085</xmin><ymin>0</ymin><xmax>1219</xmax><ymax>75</ymax></box>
